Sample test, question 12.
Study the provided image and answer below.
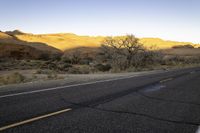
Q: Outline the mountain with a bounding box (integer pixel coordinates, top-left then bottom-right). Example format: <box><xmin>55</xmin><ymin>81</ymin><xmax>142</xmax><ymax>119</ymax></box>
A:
<box><xmin>0</xmin><ymin>31</ymin><xmax>63</xmax><ymax>59</ymax></box>
<box><xmin>5</xmin><ymin>30</ymin><xmax>25</xmax><ymax>36</ymax></box>
<box><xmin>0</xmin><ymin>31</ymin><xmax>62</xmax><ymax>56</ymax></box>
<box><xmin>139</xmin><ymin>38</ymin><xmax>196</xmax><ymax>49</ymax></box>
<box><xmin>15</xmin><ymin>33</ymin><xmax>104</xmax><ymax>51</ymax></box>
<box><xmin>1</xmin><ymin>30</ymin><xmax>199</xmax><ymax>58</ymax></box>
<box><xmin>14</xmin><ymin>32</ymin><xmax>198</xmax><ymax>51</ymax></box>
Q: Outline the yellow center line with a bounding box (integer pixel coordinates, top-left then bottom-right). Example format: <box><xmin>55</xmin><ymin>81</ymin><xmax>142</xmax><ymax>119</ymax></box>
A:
<box><xmin>0</xmin><ymin>108</ymin><xmax>72</xmax><ymax>131</ymax></box>
<box><xmin>160</xmin><ymin>78</ymin><xmax>173</xmax><ymax>83</ymax></box>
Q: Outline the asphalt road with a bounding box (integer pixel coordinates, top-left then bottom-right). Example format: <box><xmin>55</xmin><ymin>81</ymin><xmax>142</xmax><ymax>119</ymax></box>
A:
<box><xmin>0</xmin><ymin>67</ymin><xmax>200</xmax><ymax>133</ymax></box>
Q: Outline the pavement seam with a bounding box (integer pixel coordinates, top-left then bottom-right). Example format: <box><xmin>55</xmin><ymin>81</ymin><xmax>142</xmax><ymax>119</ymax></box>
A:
<box><xmin>137</xmin><ymin>92</ymin><xmax>200</xmax><ymax>107</ymax></box>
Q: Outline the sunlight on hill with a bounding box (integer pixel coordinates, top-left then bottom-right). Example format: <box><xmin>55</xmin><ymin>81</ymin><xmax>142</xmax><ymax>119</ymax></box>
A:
<box><xmin>16</xmin><ymin>34</ymin><xmax>104</xmax><ymax>51</ymax></box>
<box><xmin>15</xmin><ymin>33</ymin><xmax>197</xmax><ymax>51</ymax></box>
<box><xmin>0</xmin><ymin>31</ymin><xmax>198</xmax><ymax>51</ymax></box>
<box><xmin>0</xmin><ymin>32</ymin><xmax>13</xmax><ymax>39</ymax></box>
<box><xmin>139</xmin><ymin>38</ymin><xmax>196</xmax><ymax>49</ymax></box>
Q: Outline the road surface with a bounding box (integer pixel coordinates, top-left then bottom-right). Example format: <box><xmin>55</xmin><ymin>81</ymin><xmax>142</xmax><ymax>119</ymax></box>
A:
<box><xmin>0</xmin><ymin>67</ymin><xmax>200</xmax><ymax>133</ymax></box>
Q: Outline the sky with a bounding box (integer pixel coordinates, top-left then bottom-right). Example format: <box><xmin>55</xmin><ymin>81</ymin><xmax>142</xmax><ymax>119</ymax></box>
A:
<box><xmin>0</xmin><ymin>0</ymin><xmax>200</xmax><ymax>43</ymax></box>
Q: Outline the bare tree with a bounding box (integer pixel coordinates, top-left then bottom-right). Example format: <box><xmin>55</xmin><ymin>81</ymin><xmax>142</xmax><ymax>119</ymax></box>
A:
<box><xmin>100</xmin><ymin>35</ymin><xmax>145</xmax><ymax>70</ymax></box>
<box><xmin>122</xmin><ymin>35</ymin><xmax>145</xmax><ymax>66</ymax></box>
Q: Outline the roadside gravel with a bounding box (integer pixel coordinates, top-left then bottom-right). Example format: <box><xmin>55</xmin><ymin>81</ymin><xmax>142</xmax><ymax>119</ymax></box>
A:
<box><xmin>0</xmin><ymin>70</ymin><xmax>164</xmax><ymax>93</ymax></box>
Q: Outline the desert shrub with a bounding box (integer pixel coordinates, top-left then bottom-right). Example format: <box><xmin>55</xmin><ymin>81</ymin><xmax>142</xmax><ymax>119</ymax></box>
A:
<box><xmin>38</xmin><ymin>53</ymin><xmax>50</xmax><ymax>61</ymax></box>
<box><xmin>67</xmin><ymin>67</ymin><xmax>82</xmax><ymax>74</ymax></box>
<box><xmin>50</xmin><ymin>54</ymin><xmax>62</xmax><ymax>61</ymax></box>
<box><xmin>0</xmin><ymin>72</ymin><xmax>25</xmax><ymax>85</ymax></box>
<box><xmin>36</xmin><ymin>69</ymin><xmax>52</xmax><ymax>74</ymax></box>
<box><xmin>61</xmin><ymin>57</ymin><xmax>72</xmax><ymax>64</ymax></box>
<box><xmin>67</xmin><ymin>66</ymin><xmax>91</xmax><ymax>74</ymax></box>
<box><xmin>40</xmin><ymin>61</ymin><xmax>57</xmax><ymax>70</ymax></box>
<box><xmin>94</xmin><ymin>64</ymin><xmax>112</xmax><ymax>72</ymax></box>
<box><xmin>57</xmin><ymin>63</ymin><xmax>72</xmax><ymax>71</ymax></box>
<box><xmin>79</xmin><ymin>58</ymin><xmax>93</xmax><ymax>65</ymax></box>
<box><xmin>79</xmin><ymin>66</ymin><xmax>91</xmax><ymax>74</ymax></box>
<box><xmin>138</xmin><ymin>51</ymin><xmax>164</xmax><ymax>67</ymax></box>
<box><xmin>32</xmin><ymin>74</ymin><xmax>38</xmax><ymax>80</ymax></box>
<box><xmin>172</xmin><ymin>44</ymin><xmax>194</xmax><ymax>49</ymax></box>
<box><xmin>47</xmin><ymin>72</ymin><xmax>58</xmax><ymax>79</ymax></box>
<box><xmin>6</xmin><ymin>72</ymin><xmax>25</xmax><ymax>84</ymax></box>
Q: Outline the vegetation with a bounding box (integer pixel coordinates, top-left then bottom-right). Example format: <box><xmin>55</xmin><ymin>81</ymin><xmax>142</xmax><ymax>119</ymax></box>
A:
<box><xmin>0</xmin><ymin>32</ymin><xmax>200</xmax><ymax>86</ymax></box>
<box><xmin>99</xmin><ymin>35</ymin><xmax>164</xmax><ymax>71</ymax></box>
<box><xmin>0</xmin><ymin>72</ymin><xmax>25</xmax><ymax>85</ymax></box>
<box><xmin>1</xmin><ymin>30</ymin><xmax>196</xmax><ymax>51</ymax></box>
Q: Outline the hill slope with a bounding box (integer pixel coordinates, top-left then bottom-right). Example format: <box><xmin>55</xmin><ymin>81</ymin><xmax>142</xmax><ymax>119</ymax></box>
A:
<box><xmin>15</xmin><ymin>33</ymin><xmax>104</xmax><ymax>51</ymax></box>
<box><xmin>15</xmin><ymin>33</ymin><xmax>198</xmax><ymax>51</ymax></box>
<box><xmin>0</xmin><ymin>31</ymin><xmax>62</xmax><ymax>55</ymax></box>
<box><xmin>139</xmin><ymin>38</ymin><xmax>196</xmax><ymax>49</ymax></box>
<box><xmin>0</xmin><ymin>43</ymin><xmax>45</xmax><ymax>60</ymax></box>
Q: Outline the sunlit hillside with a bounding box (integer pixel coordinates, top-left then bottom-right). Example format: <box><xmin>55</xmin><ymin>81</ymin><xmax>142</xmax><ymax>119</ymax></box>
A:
<box><xmin>0</xmin><ymin>31</ymin><xmax>62</xmax><ymax>55</ymax></box>
<box><xmin>15</xmin><ymin>33</ymin><xmax>198</xmax><ymax>51</ymax></box>
<box><xmin>139</xmin><ymin>38</ymin><xmax>196</xmax><ymax>49</ymax></box>
<box><xmin>16</xmin><ymin>33</ymin><xmax>104</xmax><ymax>51</ymax></box>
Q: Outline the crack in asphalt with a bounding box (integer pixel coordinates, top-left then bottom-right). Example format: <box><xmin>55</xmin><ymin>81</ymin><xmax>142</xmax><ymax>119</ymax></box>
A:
<box><xmin>58</xmin><ymin>70</ymin><xmax>200</xmax><ymax>126</ymax></box>
<box><xmin>61</xmin><ymin>98</ymin><xmax>200</xmax><ymax>126</ymax></box>
<box><xmin>137</xmin><ymin>92</ymin><xmax>200</xmax><ymax>107</ymax></box>
<box><xmin>2</xmin><ymin>68</ymin><xmax>200</xmax><ymax>130</ymax></box>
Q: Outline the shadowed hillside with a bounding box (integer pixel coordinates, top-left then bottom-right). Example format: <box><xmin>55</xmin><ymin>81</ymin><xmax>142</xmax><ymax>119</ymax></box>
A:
<box><xmin>0</xmin><ymin>43</ymin><xmax>45</xmax><ymax>60</ymax></box>
<box><xmin>0</xmin><ymin>31</ymin><xmax>63</xmax><ymax>58</ymax></box>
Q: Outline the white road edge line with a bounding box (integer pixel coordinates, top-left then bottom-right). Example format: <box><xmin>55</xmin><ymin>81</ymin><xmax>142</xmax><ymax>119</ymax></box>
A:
<box><xmin>0</xmin><ymin>74</ymin><xmax>144</xmax><ymax>99</ymax></box>
<box><xmin>196</xmin><ymin>126</ymin><xmax>200</xmax><ymax>133</ymax></box>
<box><xmin>0</xmin><ymin>108</ymin><xmax>72</xmax><ymax>131</ymax></box>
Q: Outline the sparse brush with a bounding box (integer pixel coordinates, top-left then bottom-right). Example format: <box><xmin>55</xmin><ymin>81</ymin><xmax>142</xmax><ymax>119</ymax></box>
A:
<box><xmin>0</xmin><ymin>72</ymin><xmax>26</xmax><ymax>85</ymax></box>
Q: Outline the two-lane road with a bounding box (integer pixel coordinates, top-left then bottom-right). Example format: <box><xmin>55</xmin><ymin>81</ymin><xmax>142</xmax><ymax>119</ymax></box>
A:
<box><xmin>1</xmin><ymin>67</ymin><xmax>200</xmax><ymax>133</ymax></box>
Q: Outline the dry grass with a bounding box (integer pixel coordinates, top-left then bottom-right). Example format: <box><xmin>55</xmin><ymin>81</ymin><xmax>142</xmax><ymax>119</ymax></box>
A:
<box><xmin>14</xmin><ymin>33</ymin><xmax>198</xmax><ymax>51</ymax></box>
<box><xmin>16</xmin><ymin>33</ymin><xmax>104</xmax><ymax>51</ymax></box>
<box><xmin>139</xmin><ymin>38</ymin><xmax>196</xmax><ymax>49</ymax></box>
<box><xmin>0</xmin><ymin>72</ymin><xmax>25</xmax><ymax>85</ymax></box>
<box><xmin>162</xmin><ymin>48</ymin><xmax>200</xmax><ymax>56</ymax></box>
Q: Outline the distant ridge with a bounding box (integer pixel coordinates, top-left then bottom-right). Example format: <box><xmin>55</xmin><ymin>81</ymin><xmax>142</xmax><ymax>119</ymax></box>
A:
<box><xmin>1</xmin><ymin>30</ymin><xmax>199</xmax><ymax>51</ymax></box>
<box><xmin>0</xmin><ymin>31</ymin><xmax>62</xmax><ymax>54</ymax></box>
<box><xmin>5</xmin><ymin>30</ymin><xmax>25</xmax><ymax>36</ymax></box>
<box><xmin>0</xmin><ymin>31</ymin><xmax>63</xmax><ymax>59</ymax></box>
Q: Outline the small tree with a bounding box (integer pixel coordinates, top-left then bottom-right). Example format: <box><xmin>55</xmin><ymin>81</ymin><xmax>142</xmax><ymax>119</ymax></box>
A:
<box><xmin>100</xmin><ymin>35</ymin><xmax>145</xmax><ymax>70</ymax></box>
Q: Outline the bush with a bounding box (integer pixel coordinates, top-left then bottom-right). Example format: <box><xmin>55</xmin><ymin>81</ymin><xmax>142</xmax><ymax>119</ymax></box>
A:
<box><xmin>95</xmin><ymin>64</ymin><xmax>112</xmax><ymax>72</ymax></box>
<box><xmin>57</xmin><ymin>63</ymin><xmax>72</xmax><ymax>71</ymax></box>
<box><xmin>47</xmin><ymin>72</ymin><xmax>58</xmax><ymax>79</ymax></box>
<box><xmin>0</xmin><ymin>72</ymin><xmax>25</xmax><ymax>85</ymax></box>
<box><xmin>172</xmin><ymin>45</ymin><xmax>194</xmax><ymax>49</ymax></box>
<box><xmin>79</xmin><ymin>66</ymin><xmax>90</xmax><ymax>74</ymax></box>
<box><xmin>67</xmin><ymin>67</ymin><xmax>82</xmax><ymax>74</ymax></box>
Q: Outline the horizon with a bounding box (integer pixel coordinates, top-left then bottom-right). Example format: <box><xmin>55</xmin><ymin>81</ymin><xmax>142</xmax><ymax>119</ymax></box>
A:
<box><xmin>1</xmin><ymin>0</ymin><xmax>200</xmax><ymax>43</ymax></box>
<box><xmin>2</xmin><ymin>29</ymin><xmax>199</xmax><ymax>44</ymax></box>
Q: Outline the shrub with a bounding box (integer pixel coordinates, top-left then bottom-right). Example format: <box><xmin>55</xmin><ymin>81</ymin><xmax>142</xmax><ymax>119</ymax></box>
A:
<box><xmin>0</xmin><ymin>72</ymin><xmax>25</xmax><ymax>85</ymax></box>
<box><xmin>67</xmin><ymin>67</ymin><xmax>82</xmax><ymax>74</ymax></box>
<box><xmin>57</xmin><ymin>63</ymin><xmax>72</xmax><ymax>71</ymax></box>
<box><xmin>79</xmin><ymin>66</ymin><xmax>90</xmax><ymax>74</ymax></box>
<box><xmin>172</xmin><ymin>45</ymin><xmax>194</xmax><ymax>49</ymax></box>
<box><xmin>95</xmin><ymin>64</ymin><xmax>112</xmax><ymax>72</ymax></box>
<box><xmin>47</xmin><ymin>72</ymin><xmax>58</xmax><ymax>79</ymax></box>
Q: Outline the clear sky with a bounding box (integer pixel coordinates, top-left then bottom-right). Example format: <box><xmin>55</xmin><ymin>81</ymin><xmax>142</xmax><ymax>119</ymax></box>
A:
<box><xmin>1</xmin><ymin>0</ymin><xmax>200</xmax><ymax>43</ymax></box>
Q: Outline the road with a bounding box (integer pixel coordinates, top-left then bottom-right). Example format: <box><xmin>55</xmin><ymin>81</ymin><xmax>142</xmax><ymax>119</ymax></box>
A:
<box><xmin>0</xmin><ymin>67</ymin><xmax>200</xmax><ymax>133</ymax></box>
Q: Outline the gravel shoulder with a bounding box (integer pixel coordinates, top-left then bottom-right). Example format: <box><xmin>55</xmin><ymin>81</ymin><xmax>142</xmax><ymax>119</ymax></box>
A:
<box><xmin>0</xmin><ymin>70</ymin><xmax>164</xmax><ymax>94</ymax></box>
